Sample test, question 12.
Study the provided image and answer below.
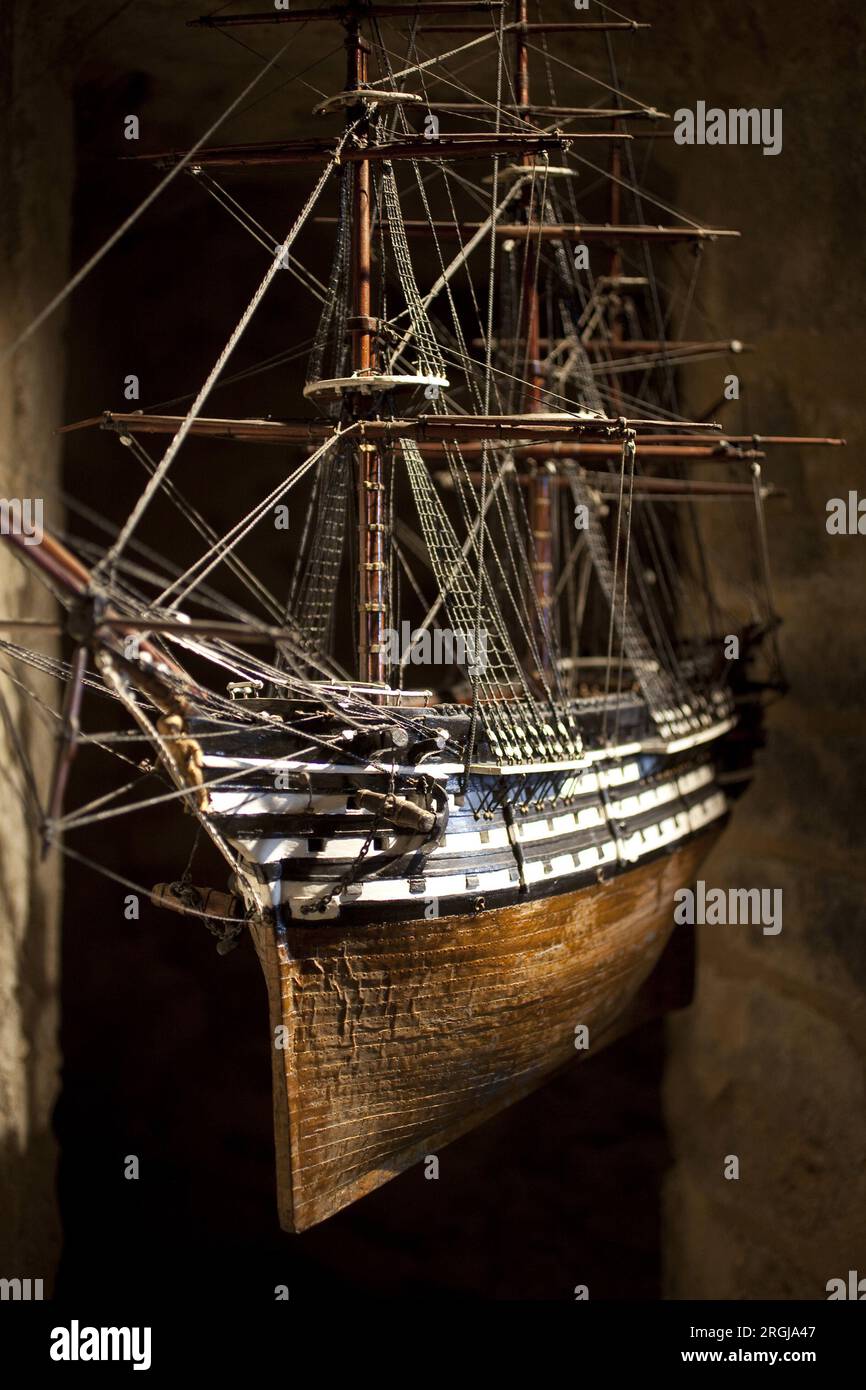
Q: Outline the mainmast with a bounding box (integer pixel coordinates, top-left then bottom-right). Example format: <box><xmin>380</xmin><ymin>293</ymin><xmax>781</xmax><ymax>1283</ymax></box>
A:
<box><xmin>514</xmin><ymin>0</ymin><xmax>554</xmax><ymax>682</ymax></box>
<box><xmin>345</xmin><ymin>19</ymin><xmax>389</xmax><ymax>687</ymax></box>
<box><xmin>605</xmin><ymin>141</ymin><xmax>627</xmax><ymax>414</ymax></box>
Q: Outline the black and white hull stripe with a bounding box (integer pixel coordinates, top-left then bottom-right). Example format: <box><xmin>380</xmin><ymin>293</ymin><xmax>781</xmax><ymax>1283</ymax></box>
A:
<box><xmin>202</xmin><ymin>747</ymin><xmax>728</xmax><ymax>924</ymax></box>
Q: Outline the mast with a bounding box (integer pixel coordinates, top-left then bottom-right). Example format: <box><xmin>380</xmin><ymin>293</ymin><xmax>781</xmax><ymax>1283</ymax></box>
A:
<box><xmin>604</xmin><ymin>142</ymin><xmax>627</xmax><ymax>414</ymax></box>
<box><xmin>346</xmin><ymin>17</ymin><xmax>388</xmax><ymax>688</ymax></box>
<box><xmin>515</xmin><ymin>0</ymin><xmax>554</xmax><ymax>683</ymax></box>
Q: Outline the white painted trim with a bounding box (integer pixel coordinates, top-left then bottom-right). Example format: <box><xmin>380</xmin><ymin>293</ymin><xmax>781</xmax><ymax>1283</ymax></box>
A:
<box><xmin>223</xmin><ymin>762</ymin><xmax>721</xmax><ymax>870</ymax></box>
<box><xmin>263</xmin><ymin>789</ymin><xmax>728</xmax><ymax>916</ymax></box>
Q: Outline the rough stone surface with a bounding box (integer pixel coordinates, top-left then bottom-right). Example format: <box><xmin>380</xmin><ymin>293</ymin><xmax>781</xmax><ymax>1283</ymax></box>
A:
<box><xmin>630</xmin><ymin>0</ymin><xmax>866</xmax><ymax>1300</ymax></box>
<box><xmin>0</xmin><ymin>0</ymin><xmax>71</xmax><ymax>1285</ymax></box>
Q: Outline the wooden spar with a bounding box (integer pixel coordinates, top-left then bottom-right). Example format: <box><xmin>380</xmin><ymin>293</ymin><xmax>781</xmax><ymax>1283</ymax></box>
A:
<box><xmin>2</xmin><ymin>527</ymin><xmax>90</xmax><ymax>596</ymax></box>
<box><xmin>152</xmin><ymin>882</ymin><xmax>242</xmax><ymax>924</ymax></box>
<box><xmin>420</xmin><ymin>21</ymin><xmax>651</xmax><ymax>33</ymax></box>
<box><xmin>357</xmin><ymin>220</ymin><xmax>741</xmax><ymax>242</ymax></box>
<box><xmin>0</xmin><ymin>616</ymin><xmax>333</xmax><ymax>644</ymax></box>
<box><xmin>62</xmin><ymin>415</ymin><xmax>777</xmax><ymax>462</ymax></box>
<box><xmin>141</xmin><ymin>134</ymin><xmax>619</xmax><ymax>170</ymax></box>
<box><xmin>350</xmin><ymin>40</ymin><xmax>374</xmax><ymax>383</ymax></box>
<box><xmin>514</xmin><ymin>0</ymin><xmax>530</xmax><ymax>127</ymax></box>
<box><xmin>594</xmin><ymin>130</ymin><xmax>678</xmax><ymax>141</ymax></box>
<box><xmin>473</xmin><ymin>338</ymin><xmax>753</xmax><ymax>355</ymax></box>
<box><xmin>70</xmin><ymin>412</ymin><xmax>845</xmax><ymax>450</ymax></box>
<box><xmin>347</xmin><ymin>25</ymin><xmax>388</xmax><ymax>690</ymax></box>
<box><xmin>64</xmin><ymin>410</ymin><xmax>727</xmax><ymax>442</ymax></box>
<box><xmin>190</xmin><ymin>3</ymin><xmax>508</xmax><ymax>25</ymax></box>
<box><xmin>512</xmin><ymin>0</ymin><xmax>553</xmax><ymax>678</ymax></box>
<box><xmin>4</xmin><ymin>532</ymin><xmax>189</xmax><ymax>835</ymax></box>
<box><xmin>593</xmin><ymin>338</ymin><xmax>750</xmax><ymax>356</ymax></box>
<box><xmin>511</xmin><ymin>16</ymin><xmax>544</xmax><ymax>409</ymax></box>
<box><xmin>188</xmin><ymin>6</ymin><xmax>649</xmax><ymax>29</ymax></box>
<box><xmin>434</xmin><ymin>471</ymin><xmax>781</xmax><ymax>499</ymax></box>
<box><xmin>1</xmin><ymin>530</ymin><xmax>188</xmax><ymax>720</ymax></box>
<box><xmin>422</xmin><ymin>103</ymin><xmax>665</xmax><ymax>120</ymax></box>
<box><xmin>0</xmin><ymin>528</ymin><xmax>192</xmax><ymax>692</ymax></box>
<box><xmin>411</xmin><ymin>442</ymin><xmax>763</xmax><ymax>461</ymax></box>
<box><xmin>83</xmin><ymin>617</ymin><xmax>322</xmax><ymax>642</ymax></box>
<box><xmin>410</xmin><ymin>443</ymin><xmax>763</xmax><ymax>462</ymax></box>
<box><xmin>591</xmin><ymin>433</ymin><xmax>847</xmax><ymax>447</ymax></box>
<box><xmin>606</xmin><ymin>141</ymin><xmax>626</xmax><ymax>412</ymax></box>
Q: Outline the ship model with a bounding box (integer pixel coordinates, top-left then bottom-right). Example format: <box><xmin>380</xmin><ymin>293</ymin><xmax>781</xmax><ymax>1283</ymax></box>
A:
<box><xmin>0</xmin><ymin>2</ymin><xmax>845</xmax><ymax>1232</ymax></box>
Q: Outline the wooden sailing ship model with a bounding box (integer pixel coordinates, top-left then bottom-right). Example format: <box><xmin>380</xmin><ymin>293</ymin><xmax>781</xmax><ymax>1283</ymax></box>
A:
<box><xmin>1</xmin><ymin>2</ymin><xmax>844</xmax><ymax>1231</ymax></box>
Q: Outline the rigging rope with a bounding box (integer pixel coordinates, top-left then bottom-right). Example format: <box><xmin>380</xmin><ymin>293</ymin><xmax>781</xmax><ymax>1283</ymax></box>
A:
<box><xmin>96</xmin><ymin>146</ymin><xmax>350</xmax><ymax>577</ymax></box>
<box><xmin>0</xmin><ymin>31</ymin><xmax>308</xmax><ymax>366</ymax></box>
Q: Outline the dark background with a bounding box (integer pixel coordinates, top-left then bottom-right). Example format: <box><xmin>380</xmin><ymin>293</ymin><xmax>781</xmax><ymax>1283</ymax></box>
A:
<box><xmin>2</xmin><ymin>0</ymin><xmax>864</xmax><ymax>1301</ymax></box>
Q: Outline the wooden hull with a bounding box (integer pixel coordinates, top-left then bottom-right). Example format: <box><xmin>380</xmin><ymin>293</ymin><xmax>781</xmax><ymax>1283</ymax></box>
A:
<box><xmin>250</xmin><ymin>828</ymin><xmax>720</xmax><ymax>1231</ymax></box>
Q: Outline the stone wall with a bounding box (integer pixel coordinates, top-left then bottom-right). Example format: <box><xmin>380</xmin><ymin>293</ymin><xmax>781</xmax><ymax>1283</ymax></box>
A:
<box><xmin>0</xmin><ymin>1</ymin><xmax>71</xmax><ymax>1284</ymax></box>
<box><xmin>627</xmin><ymin>0</ymin><xmax>866</xmax><ymax>1299</ymax></box>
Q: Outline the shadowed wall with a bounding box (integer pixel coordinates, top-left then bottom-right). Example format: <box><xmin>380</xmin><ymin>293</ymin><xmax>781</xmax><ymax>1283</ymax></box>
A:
<box><xmin>623</xmin><ymin>0</ymin><xmax>866</xmax><ymax>1300</ymax></box>
<box><xmin>0</xmin><ymin>0</ymin><xmax>72</xmax><ymax>1288</ymax></box>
